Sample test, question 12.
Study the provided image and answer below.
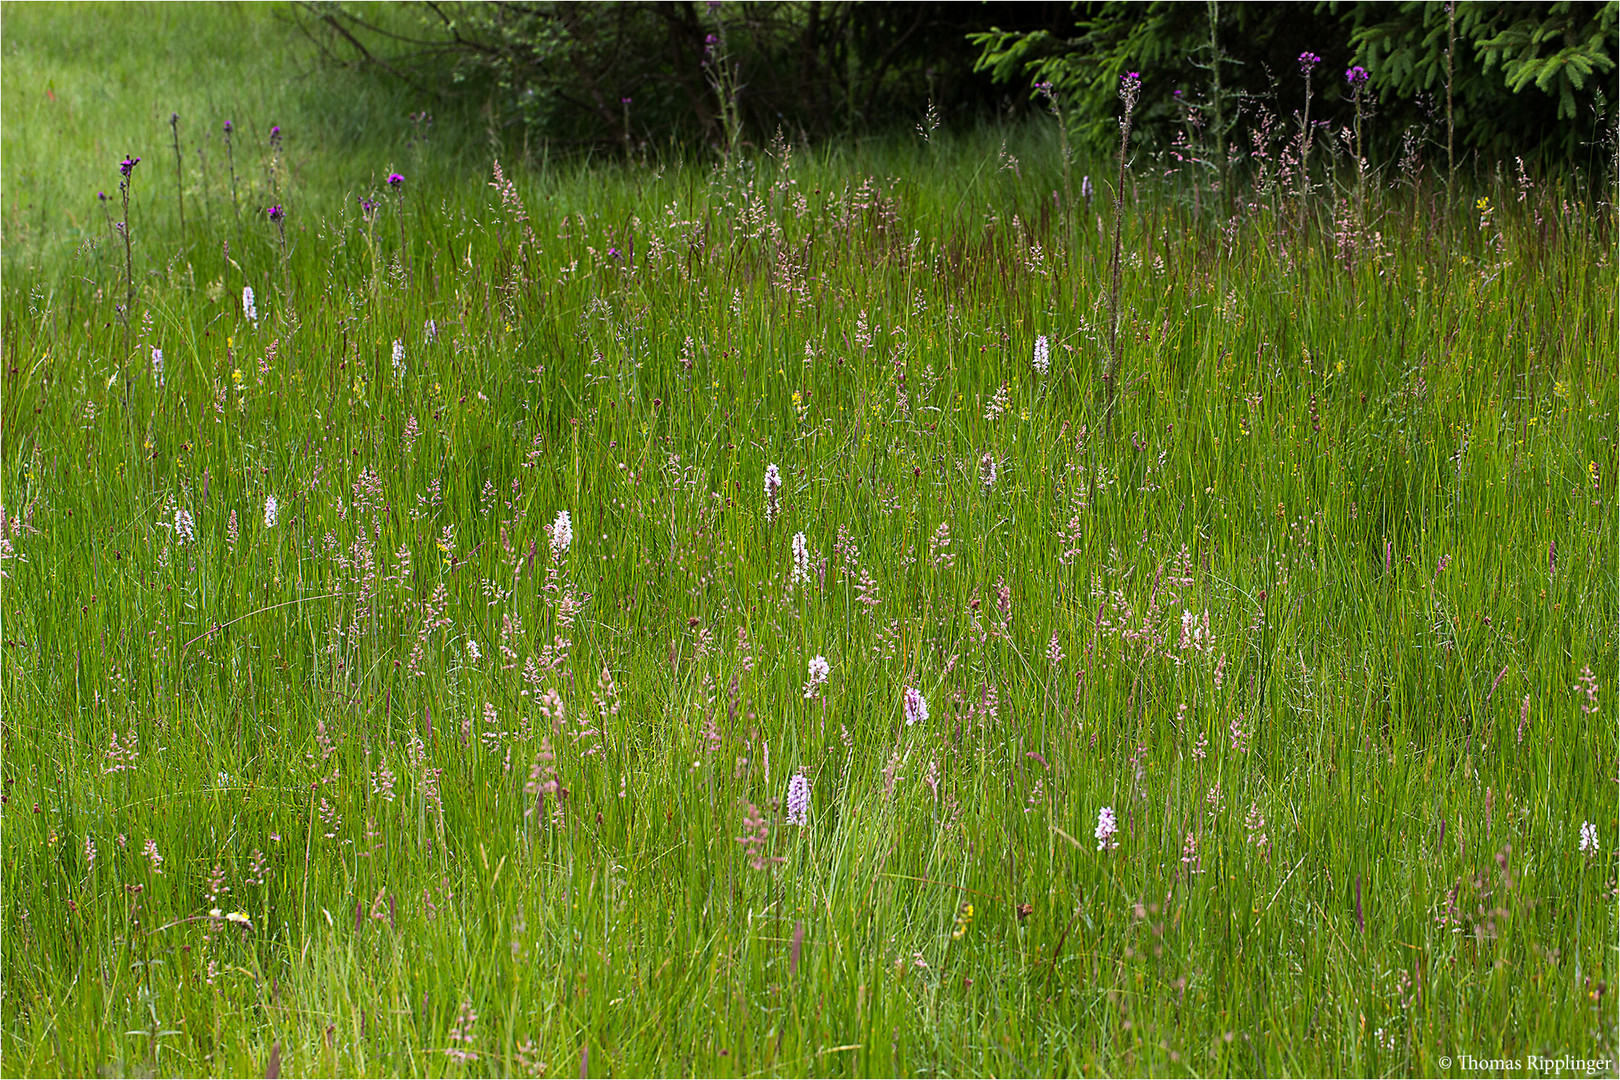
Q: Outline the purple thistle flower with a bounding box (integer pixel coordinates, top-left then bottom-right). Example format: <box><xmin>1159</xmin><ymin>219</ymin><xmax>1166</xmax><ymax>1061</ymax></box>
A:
<box><xmin>387</xmin><ymin>172</ymin><xmax>404</xmax><ymax>189</ymax></box>
<box><xmin>120</xmin><ymin>156</ymin><xmax>140</xmax><ymax>178</ymax></box>
<box><xmin>269</xmin><ymin>125</ymin><xmax>282</xmax><ymax>143</ymax></box>
<box><xmin>267</xmin><ymin>204</ymin><xmax>284</xmax><ymax>223</ymax></box>
<box><xmin>903</xmin><ymin>686</ymin><xmax>928</xmax><ymax>727</ymax></box>
<box><xmin>98</xmin><ymin>191</ymin><xmax>107</xmax><ymax>202</ymax></box>
<box><xmin>786</xmin><ymin>773</ymin><xmax>810</xmax><ymax>826</ymax></box>
<box><xmin>1345</xmin><ymin>66</ymin><xmax>1370</xmax><ymax>87</ymax></box>
<box><xmin>1299</xmin><ymin>52</ymin><xmax>1321</xmax><ymax>76</ymax></box>
<box><xmin>223</xmin><ymin>120</ymin><xmax>233</xmax><ymax>134</ymax></box>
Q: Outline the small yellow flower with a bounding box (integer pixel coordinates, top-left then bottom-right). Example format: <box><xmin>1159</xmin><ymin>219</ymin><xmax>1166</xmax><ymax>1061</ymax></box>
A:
<box><xmin>231</xmin><ymin>369</ymin><xmax>244</xmax><ymax>383</ymax></box>
<box><xmin>953</xmin><ymin>901</ymin><xmax>974</xmax><ymax>940</ymax></box>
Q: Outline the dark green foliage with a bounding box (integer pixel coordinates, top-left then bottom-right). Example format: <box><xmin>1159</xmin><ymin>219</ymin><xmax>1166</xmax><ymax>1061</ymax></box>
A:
<box><xmin>297</xmin><ymin>1</ymin><xmax>1070</xmax><ymax>152</ymax></box>
<box><xmin>303</xmin><ymin>2</ymin><xmax>1615</xmax><ymax>171</ymax></box>
<box><xmin>972</xmin><ymin>1</ymin><xmax>1617</xmax><ymax>169</ymax></box>
<box><xmin>1350</xmin><ymin>1</ymin><xmax>1617</xmax><ymax>158</ymax></box>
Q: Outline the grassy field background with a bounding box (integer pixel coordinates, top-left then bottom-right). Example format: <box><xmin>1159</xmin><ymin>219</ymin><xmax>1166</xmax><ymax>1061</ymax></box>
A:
<box><xmin>3</xmin><ymin>4</ymin><xmax>1617</xmax><ymax>1076</ymax></box>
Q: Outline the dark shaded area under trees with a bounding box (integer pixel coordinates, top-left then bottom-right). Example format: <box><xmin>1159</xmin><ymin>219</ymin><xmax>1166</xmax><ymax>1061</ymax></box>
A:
<box><xmin>299</xmin><ymin>1</ymin><xmax>1616</xmax><ymax>173</ymax></box>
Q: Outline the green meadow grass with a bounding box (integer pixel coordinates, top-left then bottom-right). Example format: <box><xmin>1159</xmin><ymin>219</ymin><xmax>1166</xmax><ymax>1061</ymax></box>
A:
<box><xmin>2</xmin><ymin>4</ymin><xmax>1616</xmax><ymax>1076</ymax></box>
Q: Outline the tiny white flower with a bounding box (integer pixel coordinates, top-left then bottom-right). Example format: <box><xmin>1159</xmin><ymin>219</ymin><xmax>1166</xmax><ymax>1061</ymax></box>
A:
<box><xmin>150</xmin><ymin>347</ymin><xmax>165</xmax><ymax>388</ymax></box>
<box><xmin>242</xmin><ymin>285</ymin><xmax>258</xmax><ymax>326</ymax></box>
<box><xmin>1032</xmin><ymin>334</ymin><xmax>1049</xmax><ymax>375</ymax></box>
<box><xmin>263</xmin><ymin>494</ymin><xmax>279</xmax><ymax>529</ymax></box>
<box><xmin>1580</xmin><ymin>820</ymin><xmax>1600</xmax><ymax>854</ymax></box>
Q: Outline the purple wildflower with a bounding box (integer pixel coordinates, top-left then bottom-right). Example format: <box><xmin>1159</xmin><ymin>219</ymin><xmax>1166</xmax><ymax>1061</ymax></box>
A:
<box><xmin>803</xmin><ymin>655</ymin><xmax>829</xmax><ymax>699</ymax></box>
<box><xmin>1345</xmin><ymin>66</ymin><xmax>1370</xmax><ymax>87</ymax></box>
<box><xmin>120</xmin><ymin>156</ymin><xmax>140</xmax><ymax>178</ymax></box>
<box><xmin>1118</xmin><ymin>71</ymin><xmax>1142</xmax><ymax>111</ymax></box>
<box><xmin>223</xmin><ymin>120</ymin><xmax>233</xmax><ymax>134</ymax></box>
<box><xmin>269</xmin><ymin>125</ymin><xmax>282</xmax><ymax>143</ymax></box>
<box><xmin>550</xmin><ymin>510</ymin><xmax>573</xmax><ymax>553</ymax></box>
<box><xmin>903</xmin><ymin>686</ymin><xmax>928</xmax><ymax>727</ymax></box>
<box><xmin>1299</xmin><ymin>52</ymin><xmax>1321</xmax><ymax>76</ymax></box>
<box><xmin>387</xmin><ymin>172</ymin><xmax>404</xmax><ymax>189</ymax></box>
<box><xmin>764</xmin><ymin>463</ymin><xmax>782</xmax><ymax>522</ymax></box>
<box><xmin>267</xmin><ymin>204</ymin><xmax>284</xmax><ymax>223</ymax></box>
<box><xmin>1095</xmin><ymin>806</ymin><xmax>1118</xmax><ymax>850</ymax></box>
<box><xmin>791</xmin><ymin>532</ymin><xmax>810</xmax><ymax>585</ymax></box>
<box><xmin>785</xmin><ymin>774</ymin><xmax>810</xmax><ymax>826</ymax></box>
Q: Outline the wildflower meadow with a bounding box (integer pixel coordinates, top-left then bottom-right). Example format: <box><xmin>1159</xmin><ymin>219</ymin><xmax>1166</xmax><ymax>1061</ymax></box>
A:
<box><xmin>2</xmin><ymin>5</ymin><xmax>1616</xmax><ymax>1077</ymax></box>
